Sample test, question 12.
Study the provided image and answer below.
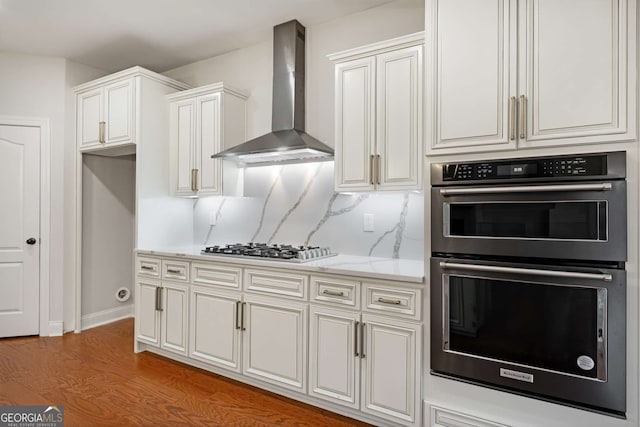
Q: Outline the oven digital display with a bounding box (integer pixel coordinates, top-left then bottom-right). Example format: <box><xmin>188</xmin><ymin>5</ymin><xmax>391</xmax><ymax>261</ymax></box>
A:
<box><xmin>497</xmin><ymin>163</ymin><xmax>535</xmax><ymax>177</ymax></box>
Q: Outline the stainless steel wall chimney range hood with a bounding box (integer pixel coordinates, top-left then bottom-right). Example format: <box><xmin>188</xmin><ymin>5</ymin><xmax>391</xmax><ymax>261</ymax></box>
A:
<box><xmin>212</xmin><ymin>19</ymin><xmax>334</xmax><ymax>166</ymax></box>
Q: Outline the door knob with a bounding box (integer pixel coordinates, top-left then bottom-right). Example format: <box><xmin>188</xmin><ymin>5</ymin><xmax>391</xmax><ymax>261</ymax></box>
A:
<box><xmin>26</xmin><ymin>238</ymin><xmax>37</xmax><ymax>245</ymax></box>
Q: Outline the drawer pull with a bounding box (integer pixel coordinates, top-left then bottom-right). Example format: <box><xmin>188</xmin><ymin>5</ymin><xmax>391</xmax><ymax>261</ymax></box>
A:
<box><xmin>322</xmin><ymin>289</ymin><xmax>345</xmax><ymax>297</ymax></box>
<box><xmin>141</xmin><ymin>265</ymin><xmax>155</xmax><ymax>271</ymax></box>
<box><xmin>166</xmin><ymin>268</ymin><xmax>181</xmax><ymax>274</ymax></box>
<box><xmin>377</xmin><ymin>297</ymin><xmax>402</xmax><ymax>305</ymax></box>
<box><xmin>360</xmin><ymin>322</ymin><xmax>366</xmax><ymax>358</ymax></box>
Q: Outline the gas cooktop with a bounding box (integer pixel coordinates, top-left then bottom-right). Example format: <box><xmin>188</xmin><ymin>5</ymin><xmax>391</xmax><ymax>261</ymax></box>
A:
<box><xmin>201</xmin><ymin>243</ymin><xmax>337</xmax><ymax>263</ymax></box>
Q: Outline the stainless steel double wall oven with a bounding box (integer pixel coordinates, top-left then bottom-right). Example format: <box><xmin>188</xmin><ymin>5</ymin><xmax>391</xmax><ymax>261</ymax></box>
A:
<box><xmin>430</xmin><ymin>152</ymin><xmax>627</xmax><ymax>416</ymax></box>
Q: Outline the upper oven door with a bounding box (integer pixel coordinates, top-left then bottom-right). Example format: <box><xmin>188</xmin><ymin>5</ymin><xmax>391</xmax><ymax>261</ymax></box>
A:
<box><xmin>431</xmin><ymin>180</ymin><xmax>627</xmax><ymax>262</ymax></box>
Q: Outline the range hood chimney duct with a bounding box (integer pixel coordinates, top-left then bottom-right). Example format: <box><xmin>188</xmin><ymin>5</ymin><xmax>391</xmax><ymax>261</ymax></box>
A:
<box><xmin>212</xmin><ymin>19</ymin><xmax>334</xmax><ymax>165</ymax></box>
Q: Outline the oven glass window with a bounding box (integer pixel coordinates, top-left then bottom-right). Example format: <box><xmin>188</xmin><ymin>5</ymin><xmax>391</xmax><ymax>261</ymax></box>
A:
<box><xmin>447</xmin><ymin>201</ymin><xmax>607</xmax><ymax>241</ymax></box>
<box><xmin>447</xmin><ymin>276</ymin><xmax>601</xmax><ymax>378</ymax></box>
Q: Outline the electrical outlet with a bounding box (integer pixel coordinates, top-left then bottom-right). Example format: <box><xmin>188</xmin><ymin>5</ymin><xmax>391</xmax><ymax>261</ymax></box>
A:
<box><xmin>363</xmin><ymin>213</ymin><xmax>374</xmax><ymax>232</ymax></box>
<box><xmin>209</xmin><ymin>211</ymin><xmax>217</xmax><ymax>226</ymax></box>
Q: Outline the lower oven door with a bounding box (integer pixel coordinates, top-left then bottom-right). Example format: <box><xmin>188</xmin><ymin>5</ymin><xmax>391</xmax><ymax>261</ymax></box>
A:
<box><xmin>430</xmin><ymin>256</ymin><xmax>626</xmax><ymax>416</ymax></box>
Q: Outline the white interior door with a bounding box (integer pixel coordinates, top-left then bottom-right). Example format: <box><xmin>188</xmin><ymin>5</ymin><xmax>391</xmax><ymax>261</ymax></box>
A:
<box><xmin>0</xmin><ymin>124</ymin><xmax>40</xmax><ymax>337</ymax></box>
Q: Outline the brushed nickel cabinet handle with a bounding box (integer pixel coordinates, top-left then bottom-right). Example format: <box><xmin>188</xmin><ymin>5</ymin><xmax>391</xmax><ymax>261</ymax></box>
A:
<box><xmin>99</xmin><ymin>121</ymin><xmax>106</xmax><ymax>143</ymax></box>
<box><xmin>166</xmin><ymin>268</ymin><xmax>181</xmax><ymax>274</ymax></box>
<box><xmin>354</xmin><ymin>320</ymin><xmax>360</xmax><ymax>357</ymax></box>
<box><xmin>369</xmin><ymin>155</ymin><xmax>374</xmax><ymax>185</ymax></box>
<box><xmin>141</xmin><ymin>265</ymin><xmax>154</xmax><ymax>271</ymax></box>
<box><xmin>235</xmin><ymin>301</ymin><xmax>241</xmax><ymax>330</ymax></box>
<box><xmin>241</xmin><ymin>302</ymin><xmax>246</xmax><ymax>331</ymax></box>
<box><xmin>509</xmin><ymin>96</ymin><xmax>516</xmax><ymax>140</ymax></box>
<box><xmin>360</xmin><ymin>322</ymin><xmax>366</xmax><ymax>358</ymax></box>
<box><xmin>519</xmin><ymin>95</ymin><xmax>526</xmax><ymax>139</ymax></box>
<box><xmin>322</xmin><ymin>289</ymin><xmax>345</xmax><ymax>297</ymax></box>
<box><xmin>194</xmin><ymin>169</ymin><xmax>199</xmax><ymax>192</ymax></box>
<box><xmin>377</xmin><ymin>297</ymin><xmax>402</xmax><ymax>305</ymax></box>
<box><xmin>376</xmin><ymin>154</ymin><xmax>381</xmax><ymax>185</ymax></box>
<box><xmin>191</xmin><ymin>169</ymin><xmax>197</xmax><ymax>192</ymax></box>
<box><xmin>155</xmin><ymin>287</ymin><xmax>163</xmax><ymax>312</ymax></box>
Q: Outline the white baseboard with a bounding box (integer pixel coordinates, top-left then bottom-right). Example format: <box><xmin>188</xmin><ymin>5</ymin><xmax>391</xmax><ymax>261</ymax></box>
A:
<box><xmin>47</xmin><ymin>321</ymin><xmax>64</xmax><ymax>337</ymax></box>
<box><xmin>81</xmin><ymin>305</ymin><xmax>134</xmax><ymax>331</ymax></box>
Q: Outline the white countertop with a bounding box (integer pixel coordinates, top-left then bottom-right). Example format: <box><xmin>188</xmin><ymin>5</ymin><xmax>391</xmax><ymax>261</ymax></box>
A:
<box><xmin>135</xmin><ymin>247</ymin><xmax>424</xmax><ymax>284</ymax></box>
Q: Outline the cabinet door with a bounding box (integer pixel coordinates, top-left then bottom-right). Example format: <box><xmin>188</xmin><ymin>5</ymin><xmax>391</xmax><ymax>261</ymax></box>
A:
<box><xmin>160</xmin><ymin>282</ymin><xmax>189</xmax><ymax>356</ymax></box>
<box><xmin>135</xmin><ymin>279</ymin><xmax>161</xmax><ymax>347</ymax></box>
<box><xmin>104</xmin><ymin>78</ymin><xmax>135</xmax><ymax>145</ymax></box>
<box><xmin>189</xmin><ymin>286</ymin><xmax>242</xmax><ymax>372</ymax></box>
<box><xmin>170</xmin><ymin>99</ymin><xmax>196</xmax><ymax>196</ymax></box>
<box><xmin>519</xmin><ymin>0</ymin><xmax>636</xmax><ymax>147</ymax></box>
<box><xmin>242</xmin><ymin>295</ymin><xmax>308</xmax><ymax>393</ymax></box>
<box><xmin>197</xmin><ymin>93</ymin><xmax>222</xmax><ymax>196</ymax></box>
<box><xmin>361</xmin><ymin>314</ymin><xmax>421</xmax><ymax>426</ymax></box>
<box><xmin>77</xmin><ymin>88</ymin><xmax>103</xmax><ymax>150</ymax></box>
<box><xmin>376</xmin><ymin>45</ymin><xmax>422</xmax><ymax>190</ymax></box>
<box><xmin>426</xmin><ymin>0</ymin><xmax>517</xmax><ymax>154</ymax></box>
<box><xmin>309</xmin><ymin>306</ymin><xmax>360</xmax><ymax>409</ymax></box>
<box><xmin>334</xmin><ymin>57</ymin><xmax>376</xmax><ymax>192</ymax></box>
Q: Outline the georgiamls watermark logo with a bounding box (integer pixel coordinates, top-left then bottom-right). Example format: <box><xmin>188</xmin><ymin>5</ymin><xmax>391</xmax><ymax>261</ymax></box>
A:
<box><xmin>0</xmin><ymin>406</ymin><xmax>64</xmax><ymax>427</ymax></box>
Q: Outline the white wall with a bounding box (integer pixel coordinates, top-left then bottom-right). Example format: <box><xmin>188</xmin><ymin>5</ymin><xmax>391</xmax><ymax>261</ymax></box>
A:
<box><xmin>164</xmin><ymin>0</ymin><xmax>424</xmax><ymax>145</ymax></box>
<box><xmin>163</xmin><ymin>0</ymin><xmax>425</xmax><ymax>259</ymax></box>
<box><xmin>0</xmin><ymin>52</ymin><xmax>66</xmax><ymax>334</ymax></box>
<box><xmin>81</xmin><ymin>154</ymin><xmax>135</xmax><ymax>318</ymax></box>
<box><xmin>64</xmin><ymin>61</ymin><xmax>108</xmax><ymax>331</ymax></box>
<box><xmin>0</xmin><ymin>52</ymin><xmax>107</xmax><ymax>334</ymax></box>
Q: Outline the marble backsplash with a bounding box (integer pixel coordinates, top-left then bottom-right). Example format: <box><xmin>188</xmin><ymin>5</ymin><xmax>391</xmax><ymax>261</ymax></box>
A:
<box><xmin>192</xmin><ymin>161</ymin><xmax>424</xmax><ymax>260</ymax></box>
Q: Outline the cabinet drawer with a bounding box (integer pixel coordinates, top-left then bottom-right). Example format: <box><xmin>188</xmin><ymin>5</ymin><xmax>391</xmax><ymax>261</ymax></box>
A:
<box><xmin>362</xmin><ymin>282</ymin><xmax>421</xmax><ymax>320</ymax></box>
<box><xmin>137</xmin><ymin>256</ymin><xmax>161</xmax><ymax>278</ymax></box>
<box><xmin>244</xmin><ymin>269</ymin><xmax>308</xmax><ymax>300</ymax></box>
<box><xmin>429</xmin><ymin>404</ymin><xmax>510</xmax><ymax>427</ymax></box>
<box><xmin>310</xmin><ymin>275</ymin><xmax>360</xmax><ymax>309</ymax></box>
<box><xmin>191</xmin><ymin>262</ymin><xmax>241</xmax><ymax>289</ymax></box>
<box><xmin>162</xmin><ymin>260</ymin><xmax>189</xmax><ymax>282</ymax></box>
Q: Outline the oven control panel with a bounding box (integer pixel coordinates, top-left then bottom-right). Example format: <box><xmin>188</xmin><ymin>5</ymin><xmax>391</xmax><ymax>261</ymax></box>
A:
<box><xmin>441</xmin><ymin>154</ymin><xmax>608</xmax><ymax>181</ymax></box>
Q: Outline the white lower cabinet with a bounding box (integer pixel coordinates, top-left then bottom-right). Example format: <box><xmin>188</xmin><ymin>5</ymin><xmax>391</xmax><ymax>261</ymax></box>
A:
<box><xmin>242</xmin><ymin>294</ymin><xmax>308</xmax><ymax>393</ymax></box>
<box><xmin>361</xmin><ymin>314</ymin><xmax>421</xmax><ymax>426</ymax></box>
<box><xmin>160</xmin><ymin>282</ymin><xmax>189</xmax><ymax>356</ymax></box>
<box><xmin>135</xmin><ymin>279</ymin><xmax>161</xmax><ymax>346</ymax></box>
<box><xmin>309</xmin><ymin>306</ymin><xmax>360</xmax><ymax>408</ymax></box>
<box><xmin>135</xmin><ymin>278</ymin><xmax>189</xmax><ymax>356</ymax></box>
<box><xmin>135</xmin><ymin>257</ymin><xmax>190</xmax><ymax>356</ymax></box>
<box><xmin>309</xmin><ymin>307</ymin><xmax>422</xmax><ymax>426</ymax></box>
<box><xmin>135</xmin><ymin>255</ymin><xmax>423</xmax><ymax>427</ymax></box>
<box><xmin>428</xmin><ymin>404</ymin><xmax>511</xmax><ymax>427</ymax></box>
<box><xmin>189</xmin><ymin>286</ymin><xmax>242</xmax><ymax>372</ymax></box>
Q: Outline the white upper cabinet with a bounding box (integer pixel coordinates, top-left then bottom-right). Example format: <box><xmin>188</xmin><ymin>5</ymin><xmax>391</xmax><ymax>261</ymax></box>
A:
<box><xmin>426</xmin><ymin>0</ymin><xmax>637</xmax><ymax>154</ymax></box>
<box><xmin>167</xmin><ymin>83</ymin><xmax>247</xmax><ymax>197</ymax></box>
<box><xmin>330</xmin><ymin>33</ymin><xmax>424</xmax><ymax>192</ymax></box>
<box><xmin>77</xmin><ymin>78</ymin><xmax>134</xmax><ymax>151</ymax></box>
<box><xmin>75</xmin><ymin>67</ymin><xmax>189</xmax><ymax>156</ymax></box>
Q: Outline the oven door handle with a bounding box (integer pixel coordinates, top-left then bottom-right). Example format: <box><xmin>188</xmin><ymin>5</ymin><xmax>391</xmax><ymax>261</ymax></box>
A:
<box><xmin>439</xmin><ymin>261</ymin><xmax>613</xmax><ymax>282</ymax></box>
<box><xmin>439</xmin><ymin>182</ymin><xmax>612</xmax><ymax>196</ymax></box>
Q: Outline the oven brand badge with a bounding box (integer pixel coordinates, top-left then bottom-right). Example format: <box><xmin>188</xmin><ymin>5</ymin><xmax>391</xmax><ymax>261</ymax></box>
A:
<box><xmin>577</xmin><ymin>355</ymin><xmax>595</xmax><ymax>371</ymax></box>
<box><xmin>500</xmin><ymin>368</ymin><xmax>534</xmax><ymax>383</ymax></box>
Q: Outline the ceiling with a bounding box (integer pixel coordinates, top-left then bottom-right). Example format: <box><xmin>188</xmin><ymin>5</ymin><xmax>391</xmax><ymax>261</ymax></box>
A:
<box><xmin>0</xmin><ymin>0</ymin><xmax>393</xmax><ymax>73</ymax></box>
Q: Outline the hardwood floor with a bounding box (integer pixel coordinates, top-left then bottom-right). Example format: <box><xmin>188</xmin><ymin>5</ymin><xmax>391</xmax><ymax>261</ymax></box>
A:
<box><xmin>0</xmin><ymin>319</ymin><xmax>371</xmax><ymax>426</ymax></box>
